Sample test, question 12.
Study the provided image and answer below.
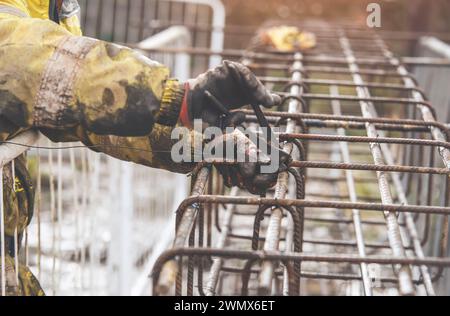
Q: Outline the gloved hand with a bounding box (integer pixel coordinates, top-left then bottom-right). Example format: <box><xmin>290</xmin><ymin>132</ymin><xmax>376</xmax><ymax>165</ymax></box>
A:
<box><xmin>204</xmin><ymin>129</ymin><xmax>291</xmax><ymax>195</ymax></box>
<box><xmin>179</xmin><ymin>61</ymin><xmax>281</xmax><ymax>128</ymax></box>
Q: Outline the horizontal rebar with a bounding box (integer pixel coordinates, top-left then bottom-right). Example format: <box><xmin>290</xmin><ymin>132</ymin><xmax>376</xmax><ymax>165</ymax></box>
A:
<box><xmin>177</xmin><ymin>195</ymin><xmax>450</xmax><ymax>216</ymax></box>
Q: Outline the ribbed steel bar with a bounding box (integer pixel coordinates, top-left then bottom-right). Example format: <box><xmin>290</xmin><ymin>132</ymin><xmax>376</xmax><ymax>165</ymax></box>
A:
<box><xmin>338</xmin><ymin>32</ymin><xmax>415</xmax><ymax>295</ymax></box>
<box><xmin>238</xmin><ymin>110</ymin><xmax>450</xmax><ymax>137</ymax></box>
<box><xmin>329</xmin><ymin>85</ymin><xmax>373</xmax><ymax>295</ymax></box>
<box><xmin>339</xmin><ymin>33</ymin><xmax>437</xmax><ymax>295</ymax></box>
<box><xmin>152</xmin><ymin>248</ymin><xmax>450</xmax><ymax>276</ymax></box>
<box><xmin>257</xmin><ymin>52</ymin><xmax>304</xmax><ymax>296</ymax></box>
<box><xmin>375</xmin><ymin>34</ymin><xmax>450</xmax><ymax>286</ymax></box>
<box><xmin>204</xmin><ymin>187</ymin><xmax>239</xmax><ymax>296</ymax></box>
<box><xmin>199</xmin><ymin>159</ymin><xmax>449</xmax><ymax>175</ymax></box>
<box><xmin>279</xmin><ymin>133</ymin><xmax>450</xmax><ymax>150</ymax></box>
<box><xmin>377</xmin><ymin>38</ymin><xmax>450</xmax><ymax>170</ymax></box>
<box><xmin>222</xmin><ymin>267</ymin><xmax>421</xmax><ymax>285</ymax></box>
<box><xmin>176</xmin><ymin>196</ymin><xmax>450</xmax><ymax>218</ymax></box>
<box><xmin>155</xmin><ymin>167</ymin><xmax>210</xmax><ymax>295</ymax></box>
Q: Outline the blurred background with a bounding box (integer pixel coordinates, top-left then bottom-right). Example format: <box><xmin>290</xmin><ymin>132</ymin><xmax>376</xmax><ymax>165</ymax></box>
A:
<box><xmin>79</xmin><ymin>0</ymin><xmax>450</xmax><ymax>51</ymax></box>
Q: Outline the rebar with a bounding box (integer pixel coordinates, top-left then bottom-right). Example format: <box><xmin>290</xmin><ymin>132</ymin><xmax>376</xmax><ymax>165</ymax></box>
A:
<box><xmin>152</xmin><ymin>21</ymin><xmax>450</xmax><ymax>296</ymax></box>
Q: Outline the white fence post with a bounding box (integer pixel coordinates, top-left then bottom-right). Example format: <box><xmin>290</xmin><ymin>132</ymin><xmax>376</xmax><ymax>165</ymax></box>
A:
<box><xmin>162</xmin><ymin>0</ymin><xmax>226</xmax><ymax>68</ymax></box>
<box><xmin>138</xmin><ymin>26</ymin><xmax>192</xmax><ymax>81</ymax></box>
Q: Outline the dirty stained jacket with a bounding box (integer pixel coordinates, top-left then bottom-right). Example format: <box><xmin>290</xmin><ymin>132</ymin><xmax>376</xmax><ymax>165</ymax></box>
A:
<box><xmin>0</xmin><ymin>0</ymin><xmax>189</xmax><ymax>295</ymax></box>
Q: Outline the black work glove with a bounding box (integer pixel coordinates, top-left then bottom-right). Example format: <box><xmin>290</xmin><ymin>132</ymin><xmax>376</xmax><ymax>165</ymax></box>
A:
<box><xmin>180</xmin><ymin>61</ymin><xmax>281</xmax><ymax>128</ymax></box>
<box><xmin>204</xmin><ymin>129</ymin><xmax>292</xmax><ymax>195</ymax></box>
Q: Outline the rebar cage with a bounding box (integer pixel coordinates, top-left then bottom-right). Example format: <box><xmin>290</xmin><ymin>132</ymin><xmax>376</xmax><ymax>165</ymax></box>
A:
<box><xmin>1</xmin><ymin>2</ymin><xmax>450</xmax><ymax>297</ymax></box>
<box><xmin>150</xmin><ymin>21</ymin><xmax>450</xmax><ymax>296</ymax></box>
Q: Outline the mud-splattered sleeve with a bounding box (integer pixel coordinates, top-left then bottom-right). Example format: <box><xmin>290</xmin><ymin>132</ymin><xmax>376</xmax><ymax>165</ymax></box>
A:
<box><xmin>37</xmin><ymin>36</ymin><xmax>191</xmax><ymax>172</ymax></box>
<box><xmin>0</xmin><ymin>19</ymin><xmax>183</xmax><ymax>135</ymax></box>
<box><xmin>33</xmin><ymin>35</ymin><xmax>185</xmax><ymax>137</ymax></box>
<box><xmin>0</xmin><ymin>17</ymin><xmax>189</xmax><ymax>172</ymax></box>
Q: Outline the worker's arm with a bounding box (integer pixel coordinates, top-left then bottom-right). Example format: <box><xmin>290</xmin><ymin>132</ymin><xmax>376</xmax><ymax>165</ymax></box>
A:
<box><xmin>1</xmin><ymin>16</ymin><xmax>284</xmax><ymax>187</ymax></box>
<box><xmin>0</xmin><ymin>16</ymin><xmax>187</xmax><ymax>172</ymax></box>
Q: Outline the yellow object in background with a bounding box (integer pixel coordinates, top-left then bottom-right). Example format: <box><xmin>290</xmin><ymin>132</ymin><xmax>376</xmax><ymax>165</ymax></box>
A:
<box><xmin>261</xmin><ymin>26</ymin><xmax>317</xmax><ymax>52</ymax></box>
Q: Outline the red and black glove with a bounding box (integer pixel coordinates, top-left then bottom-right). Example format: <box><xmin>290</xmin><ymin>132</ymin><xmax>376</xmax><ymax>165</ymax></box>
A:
<box><xmin>180</xmin><ymin>61</ymin><xmax>287</xmax><ymax>195</ymax></box>
<box><xmin>179</xmin><ymin>60</ymin><xmax>281</xmax><ymax>128</ymax></box>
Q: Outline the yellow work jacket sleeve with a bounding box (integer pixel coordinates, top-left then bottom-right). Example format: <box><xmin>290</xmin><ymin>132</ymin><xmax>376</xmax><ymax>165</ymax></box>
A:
<box><xmin>0</xmin><ymin>13</ymin><xmax>191</xmax><ymax>174</ymax></box>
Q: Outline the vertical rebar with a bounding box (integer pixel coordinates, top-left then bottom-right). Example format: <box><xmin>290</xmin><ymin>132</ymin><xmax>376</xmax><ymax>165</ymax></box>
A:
<box><xmin>204</xmin><ymin>187</ymin><xmax>239</xmax><ymax>296</ymax></box>
<box><xmin>258</xmin><ymin>52</ymin><xmax>304</xmax><ymax>296</ymax></box>
<box><xmin>330</xmin><ymin>85</ymin><xmax>373</xmax><ymax>296</ymax></box>
<box><xmin>339</xmin><ymin>33</ymin><xmax>415</xmax><ymax>295</ymax></box>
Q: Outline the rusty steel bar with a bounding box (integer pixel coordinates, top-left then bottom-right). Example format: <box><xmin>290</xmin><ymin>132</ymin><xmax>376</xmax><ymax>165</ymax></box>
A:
<box><xmin>176</xmin><ymin>195</ymin><xmax>450</xmax><ymax>216</ymax></box>
<box><xmin>375</xmin><ymin>35</ymin><xmax>450</xmax><ymax>289</ymax></box>
<box><xmin>152</xmin><ymin>248</ymin><xmax>450</xmax><ymax>278</ymax></box>
<box><xmin>246</xmin><ymin>115</ymin><xmax>436</xmax><ymax>134</ymax></box>
<box><xmin>225</xmin><ymin>268</ymin><xmax>421</xmax><ymax>285</ymax></box>
<box><xmin>154</xmin><ymin>167</ymin><xmax>210</xmax><ymax>295</ymax></box>
<box><xmin>199</xmin><ymin>159</ymin><xmax>449</xmax><ymax>175</ymax></box>
<box><xmin>351</xmin><ymin>35</ymin><xmax>438</xmax><ymax>295</ymax></box>
<box><xmin>204</xmin><ymin>187</ymin><xmax>239</xmax><ymax>296</ymax></box>
<box><xmin>329</xmin><ymin>85</ymin><xmax>373</xmax><ymax>295</ymax></box>
<box><xmin>258</xmin><ymin>77</ymin><xmax>428</xmax><ymax>94</ymax></box>
<box><xmin>339</xmin><ymin>32</ymin><xmax>414</xmax><ymax>295</ymax></box>
<box><xmin>238</xmin><ymin>110</ymin><xmax>450</xmax><ymax>138</ymax></box>
<box><xmin>280</xmin><ymin>93</ymin><xmax>436</xmax><ymax>113</ymax></box>
<box><xmin>229</xmin><ymin>234</ymin><xmax>401</xmax><ymax>250</ymax></box>
<box><xmin>248</xmin><ymin>62</ymin><xmax>420</xmax><ymax>79</ymax></box>
<box><xmin>257</xmin><ymin>52</ymin><xmax>304</xmax><ymax>296</ymax></box>
<box><xmin>377</xmin><ymin>38</ymin><xmax>450</xmax><ymax>170</ymax></box>
<box><xmin>279</xmin><ymin>133</ymin><xmax>450</xmax><ymax>150</ymax></box>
